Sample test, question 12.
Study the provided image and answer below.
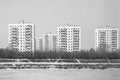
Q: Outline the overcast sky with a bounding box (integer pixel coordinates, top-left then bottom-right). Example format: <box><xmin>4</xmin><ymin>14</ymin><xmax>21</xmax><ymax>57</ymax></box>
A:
<box><xmin>0</xmin><ymin>0</ymin><xmax>120</xmax><ymax>50</ymax></box>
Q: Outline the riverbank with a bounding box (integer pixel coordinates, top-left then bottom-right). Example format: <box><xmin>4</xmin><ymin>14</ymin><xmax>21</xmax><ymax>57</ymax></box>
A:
<box><xmin>1</xmin><ymin>59</ymin><xmax>120</xmax><ymax>69</ymax></box>
<box><xmin>0</xmin><ymin>62</ymin><xmax>120</xmax><ymax>69</ymax></box>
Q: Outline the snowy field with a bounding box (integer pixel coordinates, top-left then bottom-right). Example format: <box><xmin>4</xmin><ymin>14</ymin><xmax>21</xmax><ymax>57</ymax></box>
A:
<box><xmin>0</xmin><ymin>69</ymin><xmax>120</xmax><ymax>80</ymax></box>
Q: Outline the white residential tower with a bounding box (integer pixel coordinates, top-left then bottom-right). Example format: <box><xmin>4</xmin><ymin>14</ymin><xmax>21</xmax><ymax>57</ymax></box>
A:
<box><xmin>57</xmin><ymin>24</ymin><xmax>81</xmax><ymax>52</ymax></box>
<box><xmin>95</xmin><ymin>26</ymin><xmax>119</xmax><ymax>52</ymax></box>
<box><xmin>8</xmin><ymin>20</ymin><xmax>35</xmax><ymax>53</ymax></box>
<box><xmin>35</xmin><ymin>37</ymin><xmax>43</xmax><ymax>52</ymax></box>
<box><xmin>43</xmin><ymin>33</ymin><xmax>57</xmax><ymax>52</ymax></box>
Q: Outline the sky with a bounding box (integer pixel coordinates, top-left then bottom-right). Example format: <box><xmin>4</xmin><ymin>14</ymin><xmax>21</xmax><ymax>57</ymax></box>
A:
<box><xmin>0</xmin><ymin>0</ymin><xmax>120</xmax><ymax>50</ymax></box>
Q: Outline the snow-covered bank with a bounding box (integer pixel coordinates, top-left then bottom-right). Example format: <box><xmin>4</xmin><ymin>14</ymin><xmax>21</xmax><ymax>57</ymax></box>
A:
<box><xmin>0</xmin><ymin>62</ymin><xmax>120</xmax><ymax>69</ymax></box>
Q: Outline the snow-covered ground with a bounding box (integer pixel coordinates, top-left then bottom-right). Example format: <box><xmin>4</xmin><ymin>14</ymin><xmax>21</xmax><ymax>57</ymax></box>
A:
<box><xmin>0</xmin><ymin>69</ymin><xmax>120</xmax><ymax>80</ymax></box>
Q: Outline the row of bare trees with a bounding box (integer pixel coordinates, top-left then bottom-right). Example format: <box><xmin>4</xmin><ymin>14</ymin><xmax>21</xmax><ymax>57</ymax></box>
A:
<box><xmin>0</xmin><ymin>48</ymin><xmax>120</xmax><ymax>59</ymax></box>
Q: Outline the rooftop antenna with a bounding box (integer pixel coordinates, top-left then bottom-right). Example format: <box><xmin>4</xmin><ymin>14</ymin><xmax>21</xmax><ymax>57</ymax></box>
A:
<box><xmin>19</xmin><ymin>20</ymin><xmax>24</xmax><ymax>24</ymax></box>
<box><xmin>66</xmin><ymin>23</ymin><xmax>69</xmax><ymax>26</ymax></box>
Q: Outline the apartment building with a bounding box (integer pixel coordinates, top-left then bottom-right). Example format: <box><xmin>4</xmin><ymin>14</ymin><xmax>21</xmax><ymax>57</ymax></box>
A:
<box><xmin>43</xmin><ymin>33</ymin><xmax>57</xmax><ymax>52</ymax></box>
<box><xmin>57</xmin><ymin>24</ymin><xmax>81</xmax><ymax>52</ymax></box>
<box><xmin>8</xmin><ymin>20</ymin><xmax>35</xmax><ymax>53</ymax></box>
<box><xmin>95</xmin><ymin>26</ymin><xmax>119</xmax><ymax>52</ymax></box>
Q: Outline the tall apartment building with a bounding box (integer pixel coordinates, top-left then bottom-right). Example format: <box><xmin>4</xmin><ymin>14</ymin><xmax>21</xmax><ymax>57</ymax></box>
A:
<box><xmin>35</xmin><ymin>37</ymin><xmax>40</xmax><ymax>51</ymax></box>
<box><xmin>8</xmin><ymin>20</ymin><xmax>35</xmax><ymax>53</ymax></box>
<box><xmin>57</xmin><ymin>24</ymin><xmax>81</xmax><ymax>52</ymax></box>
<box><xmin>35</xmin><ymin>37</ymin><xmax>43</xmax><ymax>52</ymax></box>
<box><xmin>95</xmin><ymin>26</ymin><xmax>119</xmax><ymax>52</ymax></box>
<box><xmin>43</xmin><ymin>33</ymin><xmax>57</xmax><ymax>52</ymax></box>
<box><xmin>39</xmin><ymin>38</ymin><xmax>43</xmax><ymax>52</ymax></box>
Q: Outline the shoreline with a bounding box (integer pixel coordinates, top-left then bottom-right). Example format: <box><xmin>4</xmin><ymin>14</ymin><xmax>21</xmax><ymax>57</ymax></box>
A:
<box><xmin>0</xmin><ymin>62</ymin><xmax>120</xmax><ymax>69</ymax></box>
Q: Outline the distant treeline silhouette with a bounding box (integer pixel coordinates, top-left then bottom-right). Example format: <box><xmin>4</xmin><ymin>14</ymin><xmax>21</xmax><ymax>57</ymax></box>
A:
<box><xmin>0</xmin><ymin>48</ymin><xmax>120</xmax><ymax>59</ymax></box>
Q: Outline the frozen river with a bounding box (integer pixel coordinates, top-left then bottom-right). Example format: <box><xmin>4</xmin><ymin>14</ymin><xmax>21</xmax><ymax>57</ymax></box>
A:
<box><xmin>0</xmin><ymin>69</ymin><xmax>120</xmax><ymax>80</ymax></box>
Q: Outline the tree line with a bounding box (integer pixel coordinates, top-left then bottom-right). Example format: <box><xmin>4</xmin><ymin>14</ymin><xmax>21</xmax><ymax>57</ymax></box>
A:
<box><xmin>0</xmin><ymin>48</ymin><xmax>120</xmax><ymax>59</ymax></box>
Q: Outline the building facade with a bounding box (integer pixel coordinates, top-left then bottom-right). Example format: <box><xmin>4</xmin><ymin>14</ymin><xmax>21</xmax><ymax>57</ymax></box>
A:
<box><xmin>8</xmin><ymin>20</ymin><xmax>35</xmax><ymax>53</ymax></box>
<box><xmin>95</xmin><ymin>26</ymin><xmax>119</xmax><ymax>52</ymax></box>
<box><xmin>35</xmin><ymin>37</ymin><xmax>43</xmax><ymax>52</ymax></box>
<box><xmin>39</xmin><ymin>38</ymin><xmax>43</xmax><ymax>52</ymax></box>
<box><xmin>57</xmin><ymin>24</ymin><xmax>81</xmax><ymax>52</ymax></box>
<box><xmin>43</xmin><ymin>33</ymin><xmax>57</xmax><ymax>52</ymax></box>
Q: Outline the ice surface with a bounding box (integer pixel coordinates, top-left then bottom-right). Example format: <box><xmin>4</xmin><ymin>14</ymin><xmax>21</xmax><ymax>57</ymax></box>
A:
<box><xmin>0</xmin><ymin>69</ymin><xmax>120</xmax><ymax>80</ymax></box>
